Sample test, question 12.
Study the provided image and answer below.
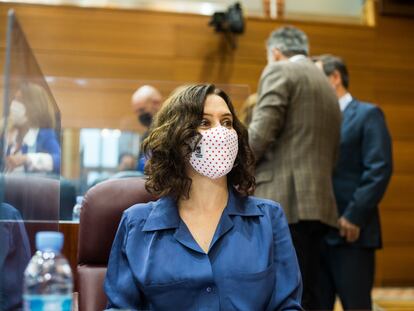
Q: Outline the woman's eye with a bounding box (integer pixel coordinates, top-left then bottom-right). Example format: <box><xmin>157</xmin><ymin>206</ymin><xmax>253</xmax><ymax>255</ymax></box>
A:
<box><xmin>222</xmin><ymin>119</ymin><xmax>233</xmax><ymax>127</ymax></box>
<box><xmin>200</xmin><ymin>119</ymin><xmax>210</xmax><ymax>127</ymax></box>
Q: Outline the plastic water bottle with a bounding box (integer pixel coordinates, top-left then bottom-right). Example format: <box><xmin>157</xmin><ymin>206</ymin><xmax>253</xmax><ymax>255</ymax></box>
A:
<box><xmin>23</xmin><ymin>231</ymin><xmax>73</xmax><ymax>311</ymax></box>
<box><xmin>72</xmin><ymin>195</ymin><xmax>83</xmax><ymax>221</ymax></box>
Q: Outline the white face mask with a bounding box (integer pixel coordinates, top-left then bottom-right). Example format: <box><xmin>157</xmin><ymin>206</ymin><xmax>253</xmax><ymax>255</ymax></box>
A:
<box><xmin>189</xmin><ymin>126</ymin><xmax>238</xmax><ymax>179</ymax></box>
<box><xmin>9</xmin><ymin>100</ymin><xmax>27</xmax><ymax>126</ymax></box>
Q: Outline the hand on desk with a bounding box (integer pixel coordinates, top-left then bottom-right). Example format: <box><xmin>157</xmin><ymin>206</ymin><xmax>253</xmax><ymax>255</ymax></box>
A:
<box><xmin>5</xmin><ymin>154</ymin><xmax>28</xmax><ymax>172</ymax></box>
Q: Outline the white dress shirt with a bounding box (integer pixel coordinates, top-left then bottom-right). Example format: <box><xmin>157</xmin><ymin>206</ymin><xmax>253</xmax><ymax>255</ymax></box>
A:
<box><xmin>338</xmin><ymin>93</ymin><xmax>353</xmax><ymax>112</ymax></box>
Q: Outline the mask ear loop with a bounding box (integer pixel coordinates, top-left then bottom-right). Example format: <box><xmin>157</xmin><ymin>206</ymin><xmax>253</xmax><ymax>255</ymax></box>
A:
<box><xmin>188</xmin><ymin>132</ymin><xmax>202</xmax><ymax>151</ymax></box>
<box><xmin>184</xmin><ymin>131</ymin><xmax>203</xmax><ymax>163</ymax></box>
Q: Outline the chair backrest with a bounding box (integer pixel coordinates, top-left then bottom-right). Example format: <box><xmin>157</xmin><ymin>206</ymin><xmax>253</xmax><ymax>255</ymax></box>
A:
<box><xmin>77</xmin><ymin>177</ymin><xmax>155</xmax><ymax>311</ymax></box>
<box><xmin>3</xmin><ymin>174</ymin><xmax>60</xmax><ymax>221</ymax></box>
<box><xmin>2</xmin><ymin>174</ymin><xmax>60</xmax><ymax>255</ymax></box>
<box><xmin>2</xmin><ymin>174</ymin><xmax>77</xmax><ymax>221</ymax></box>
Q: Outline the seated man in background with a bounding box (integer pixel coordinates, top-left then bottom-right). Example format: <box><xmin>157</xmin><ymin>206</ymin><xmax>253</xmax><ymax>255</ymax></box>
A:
<box><xmin>117</xmin><ymin>153</ymin><xmax>136</xmax><ymax>172</ymax></box>
<box><xmin>110</xmin><ymin>152</ymin><xmax>143</xmax><ymax>179</ymax></box>
<box><xmin>315</xmin><ymin>54</ymin><xmax>393</xmax><ymax>311</ymax></box>
<box><xmin>131</xmin><ymin>85</ymin><xmax>162</xmax><ymax>172</ymax></box>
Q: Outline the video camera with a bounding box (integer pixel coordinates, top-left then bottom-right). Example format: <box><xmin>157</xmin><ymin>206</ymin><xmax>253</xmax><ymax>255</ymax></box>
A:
<box><xmin>209</xmin><ymin>2</ymin><xmax>245</xmax><ymax>35</ymax></box>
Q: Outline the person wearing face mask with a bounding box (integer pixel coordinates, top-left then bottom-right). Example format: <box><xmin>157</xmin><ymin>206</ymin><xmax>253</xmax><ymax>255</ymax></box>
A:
<box><xmin>4</xmin><ymin>83</ymin><xmax>60</xmax><ymax>175</ymax></box>
<box><xmin>104</xmin><ymin>84</ymin><xmax>303</xmax><ymax>310</ymax></box>
<box><xmin>131</xmin><ymin>85</ymin><xmax>163</xmax><ymax>172</ymax></box>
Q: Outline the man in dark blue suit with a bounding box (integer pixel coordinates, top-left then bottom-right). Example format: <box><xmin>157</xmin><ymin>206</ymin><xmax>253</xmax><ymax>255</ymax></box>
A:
<box><xmin>314</xmin><ymin>55</ymin><xmax>393</xmax><ymax>310</ymax></box>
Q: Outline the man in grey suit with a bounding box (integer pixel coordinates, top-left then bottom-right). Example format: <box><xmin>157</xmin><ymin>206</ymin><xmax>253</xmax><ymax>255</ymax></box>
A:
<box><xmin>248</xmin><ymin>26</ymin><xmax>341</xmax><ymax>309</ymax></box>
<box><xmin>314</xmin><ymin>55</ymin><xmax>393</xmax><ymax>310</ymax></box>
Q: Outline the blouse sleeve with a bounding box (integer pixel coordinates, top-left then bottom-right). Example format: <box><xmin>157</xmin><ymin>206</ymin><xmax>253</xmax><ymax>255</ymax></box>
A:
<box><xmin>266</xmin><ymin>203</ymin><xmax>303</xmax><ymax>311</ymax></box>
<box><xmin>104</xmin><ymin>212</ymin><xmax>147</xmax><ymax>309</ymax></box>
<box><xmin>38</xmin><ymin>129</ymin><xmax>61</xmax><ymax>174</ymax></box>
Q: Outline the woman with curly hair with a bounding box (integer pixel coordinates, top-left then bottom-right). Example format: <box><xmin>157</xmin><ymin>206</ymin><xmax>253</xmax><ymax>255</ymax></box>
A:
<box><xmin>104</xmin><ymin>84</ymin><xmax>302</xmax><ymax>310</ymax></box>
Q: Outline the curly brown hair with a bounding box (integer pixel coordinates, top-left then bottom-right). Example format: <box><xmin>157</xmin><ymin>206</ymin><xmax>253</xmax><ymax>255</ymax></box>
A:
<box><xmin>142</xmin><ymin>84</ymin><xmax>255</xmax><ymax>200</ymax></box>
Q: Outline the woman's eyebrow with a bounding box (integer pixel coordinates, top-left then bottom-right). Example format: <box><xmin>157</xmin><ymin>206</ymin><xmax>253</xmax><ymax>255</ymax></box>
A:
<box><xmin>203</xmin><ymin>112</ymin><xmax>233</xmax><ymax>118</ymax></box>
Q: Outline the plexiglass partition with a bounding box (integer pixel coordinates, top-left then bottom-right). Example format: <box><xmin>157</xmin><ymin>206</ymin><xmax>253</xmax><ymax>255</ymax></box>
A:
<box><xmin>0</xmin><ymin>10</ymin><xmax>60</xmax><ymax>309</ymax></box>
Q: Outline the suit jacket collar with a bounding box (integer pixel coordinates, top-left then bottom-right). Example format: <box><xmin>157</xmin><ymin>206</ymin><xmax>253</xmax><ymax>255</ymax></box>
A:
<box><xmin>343</xmin><ymin>98</ymin><xmax>358</xmax><ymax>120</ymax></box>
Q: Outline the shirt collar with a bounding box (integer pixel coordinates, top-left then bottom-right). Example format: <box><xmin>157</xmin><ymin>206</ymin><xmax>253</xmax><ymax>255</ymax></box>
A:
<box><xmin>225</xmin><ymin>189</ymin><xmax>264</xmax><ymax>216</ymax></box>
<box><xmin>289</xmin><ymin>54</ymin><xmax>307</xmax><ymax>63</ymax></box>
<box><xmin>142</xmin><ymin>196</ymin><xmax>180</xmax><ymax>232</ymax></box>
<box><xmin>338</xmin><ymin>92</ymin><xmax>353</xmax><ymax>112</ymax></box>
<box><xmin>142</xmin><ymin>187</ymin><xmax>263</xmax><ymax>232</ymax></box>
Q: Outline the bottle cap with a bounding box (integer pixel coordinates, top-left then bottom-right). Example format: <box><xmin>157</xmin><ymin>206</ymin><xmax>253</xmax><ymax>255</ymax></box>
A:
<box><xmin>76</xmin><ymin>196</ymin><xmax>83</xmax><ymax>205</ymax></box>
<box><xmin>36</xmin><ymin>231</ymin><xmax>64</xmax><ymax>252</ymax></box>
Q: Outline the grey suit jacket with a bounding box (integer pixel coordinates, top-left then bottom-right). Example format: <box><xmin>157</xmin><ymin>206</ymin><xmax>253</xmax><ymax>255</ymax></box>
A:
<box><xmin>248</xmin><ymin>58</ymin><xmax>341</xmax><ymax>227</ymax></box>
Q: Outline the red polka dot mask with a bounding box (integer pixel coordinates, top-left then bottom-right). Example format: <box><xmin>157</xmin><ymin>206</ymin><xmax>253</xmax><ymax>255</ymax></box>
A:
<box><xmin>189</xmin><ymin>126</ymin><xmax>239</xmax><ymax>179</ymax></box>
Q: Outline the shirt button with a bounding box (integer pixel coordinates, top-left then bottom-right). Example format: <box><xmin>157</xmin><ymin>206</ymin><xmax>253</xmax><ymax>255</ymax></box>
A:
<box><xmin>206</xmin><ymin>286</ymin><xmax>212</xmax><ymax>293</ymax></box>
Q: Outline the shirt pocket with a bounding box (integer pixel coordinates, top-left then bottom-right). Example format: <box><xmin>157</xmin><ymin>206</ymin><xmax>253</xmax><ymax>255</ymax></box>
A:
<box><xmin>220</xmin><ymin>263</ymin><xmax>275</xmax><ymax>311</ymax></box>
<box><xmin>142</xmin><ymin>280</ymin><xmax>195</xmax><ymax>310</ymax></box>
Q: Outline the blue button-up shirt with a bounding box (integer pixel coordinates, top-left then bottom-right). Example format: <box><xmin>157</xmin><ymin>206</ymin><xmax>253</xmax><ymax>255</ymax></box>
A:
<box><xmin>104</xmin><ymin>188</ymin><xmax>302</xmax><ymax>310</ymax></box>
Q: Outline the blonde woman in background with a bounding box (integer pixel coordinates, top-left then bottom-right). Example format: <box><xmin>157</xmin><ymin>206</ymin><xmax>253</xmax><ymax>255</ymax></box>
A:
<box><xmin>5</xmin><ymin>82</ymin><xmax>60</xmax><ymax>174</ymax></box>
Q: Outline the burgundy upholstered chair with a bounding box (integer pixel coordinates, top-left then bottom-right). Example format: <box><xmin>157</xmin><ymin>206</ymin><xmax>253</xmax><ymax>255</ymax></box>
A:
<box><xmin>77</xmin><ymin>177</ymin><xmax>155</xmax><ymax>311</ymax></box>
<box><xmin>2</xmin><ymin>174</ymin><xmax>60</xmax><ymax>253</ymax></box>
<box><xmin>3</xmin><ymin>174</ymin><xmax>60</xmax><ymax>221</ymax></box>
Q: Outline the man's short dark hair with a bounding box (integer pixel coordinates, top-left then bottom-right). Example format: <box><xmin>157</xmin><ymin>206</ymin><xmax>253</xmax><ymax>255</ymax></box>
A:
<box><xmin>317</xmin><ymin>54</ymin><xmax>349</xmax><ymax>89</ymax></box>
